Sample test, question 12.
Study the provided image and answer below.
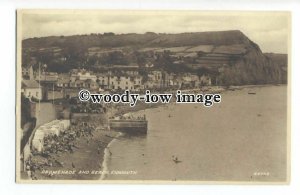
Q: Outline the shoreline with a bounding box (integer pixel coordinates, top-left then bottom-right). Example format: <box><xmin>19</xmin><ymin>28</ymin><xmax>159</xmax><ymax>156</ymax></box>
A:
<box><xmin>99</xmin><ymin>132</ymin><xmax>123</xmax><ymax>180</ymax></box>
<box><xmin>27</xmin><ymin>102</ymin><xmax>162</xmax><ymax>180</ymax></box>
<box><xmin>98</xmin><ymin>102</ymin><xmax>165</xmax><ymax>180</ymax></box>
<box><xmin>28</xmin><ymin>128</ymin><xmax>119</xmax><ymax>180</ymax></box>
<box><xmin>27</xmin><ymin>84</ymin><xmax>285</xmax><ymax>180</ymax></box>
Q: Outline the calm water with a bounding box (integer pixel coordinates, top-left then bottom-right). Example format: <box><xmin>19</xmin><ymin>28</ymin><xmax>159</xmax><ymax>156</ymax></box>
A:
<box><xmin>102</xmin><ymin>86</ymin><xmax>287</xmax><ymax>181</ymax></box>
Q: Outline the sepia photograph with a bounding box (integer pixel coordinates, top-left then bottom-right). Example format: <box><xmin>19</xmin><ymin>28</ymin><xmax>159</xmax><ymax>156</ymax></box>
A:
<box><xmin>16</xmin><ymin>10</ymin><xmax>290</xmax><ymax>183</ymax></box>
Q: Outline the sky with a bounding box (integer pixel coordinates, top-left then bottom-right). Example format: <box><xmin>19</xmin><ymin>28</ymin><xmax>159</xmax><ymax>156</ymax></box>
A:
<box><xmin>20</xmin><ymin>10</ymin><xmax>290</xmax><ymax>53</ymax></box>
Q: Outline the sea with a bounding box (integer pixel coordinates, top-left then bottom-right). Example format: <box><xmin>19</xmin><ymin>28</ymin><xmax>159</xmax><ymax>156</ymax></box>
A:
<box><xmin>100</xmin><ymin>86</ymin><xmax>287</xmax><ymax>182</ymax></box>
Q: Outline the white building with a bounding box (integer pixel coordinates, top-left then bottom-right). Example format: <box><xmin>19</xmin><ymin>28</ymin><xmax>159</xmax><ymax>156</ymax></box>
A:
<box><xmin>109</xmin><ymin>75</ymin><xmax>135</xmax><ymax>91</ymax></box>
<box><xmin>132</xmin><ymin>75</ymin><xmax>144</xmax><ymax>91</ymax></box>
<box><xmin>97</xmin><ymin>74</ymin><xmax>109</xmax><ymax>89</ymax></box>
<box><xmin>70</xmin><ymin>70</ymin><xmax>97</xmax><ymax>82</ymax></box>
<box><xmin>199</xmin><ymin>75</ymin><xmax>212</xmax><ymax>86</ymax></box>
<box><xmin>21</xmin><ymin>80</ymin><xmax>42</xmax><ymax>100</ymax></box>
<box><xmin>77</xmin><ymin>72</ymin><xmax>97</xmax><ymax>81</ymax></box>
<box><xmin>144</xmin><ymin>70</ymin><xmax>163</xmax><ymax>89</ymax></box>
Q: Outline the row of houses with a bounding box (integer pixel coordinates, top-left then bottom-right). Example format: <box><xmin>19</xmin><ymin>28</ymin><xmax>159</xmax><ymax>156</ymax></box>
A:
<box><xmin>57</xmin><ymin>69</ymin><xmax>211</xmax><ymax>90</ymax></box>
<box><xmin>22</xmin><ymin>66</ymin><xmax>212</xmax><ymax>100</ymax></box>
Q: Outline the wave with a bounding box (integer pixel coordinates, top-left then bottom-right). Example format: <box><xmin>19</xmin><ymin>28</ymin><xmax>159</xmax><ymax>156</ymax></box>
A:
<box><xmin>99</xmin><ymin>132</ymin><xmax>123</xmax><ymax>180</ymax></box>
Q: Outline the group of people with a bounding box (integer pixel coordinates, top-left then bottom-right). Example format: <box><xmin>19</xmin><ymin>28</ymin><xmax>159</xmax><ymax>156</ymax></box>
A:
<box><xmin>25</xmin><ymin>119</ymin><xmax>98</xmax><ymax>180</ymax></box>
<box><xmin>117</xmin><ymin>114</ymin><xmax>146</xmax><ymax>121</ymax></box>
<box><xmin>24</xmin><ymin>153</ymin><xmax>63</xmax><ymax>180</ymax></box>
<box><xmin>70</xmin><ymin>98</ymin><xmax>108</xmax><ymax>114</ymax></box>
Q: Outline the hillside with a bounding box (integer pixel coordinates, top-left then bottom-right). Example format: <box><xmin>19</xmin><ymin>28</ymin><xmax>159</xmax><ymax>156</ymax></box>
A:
<box><xmin>22</xmin><ymin>30</ymin><xmax>287</xmax><ymax>85</ymax></box>
<box><xmin>23</xmin><ymin>30</ymin><xmax>252</xmax><ymax>48</ymax></box>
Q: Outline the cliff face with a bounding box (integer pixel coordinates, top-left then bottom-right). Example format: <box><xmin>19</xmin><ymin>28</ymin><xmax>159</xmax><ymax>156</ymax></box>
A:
<box><xmin>264</xmin><ymin>53</ymin><xmax>288</xmax><ymax>84</ymax></box>
<box><xmin>217</xmin><ymin>46</ymin><xmax>286</xmax><ymax>85</ymax></box>
<box><xmin>22</xmin><ymin>30</ymin><xmax>287</xmax><ymax>85</ymax></box>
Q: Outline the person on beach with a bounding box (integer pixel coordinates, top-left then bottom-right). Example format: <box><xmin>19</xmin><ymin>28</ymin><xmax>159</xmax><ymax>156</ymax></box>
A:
<box><xmin>107</xmin><ymin>148</ymin><xmax>112</xmax><ymax>156</ymax></box>
<box><xmin>26</xmin><ymin>162</ymin><xmax>31</xmax><ymax>178</ymax></box>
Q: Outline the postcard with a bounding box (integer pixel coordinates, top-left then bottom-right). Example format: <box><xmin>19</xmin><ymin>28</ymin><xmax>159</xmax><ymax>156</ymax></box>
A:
<box><xmin>16</xmin><ymin>10</ymin><xmax>290</xmax><ymax>183</ymax></box>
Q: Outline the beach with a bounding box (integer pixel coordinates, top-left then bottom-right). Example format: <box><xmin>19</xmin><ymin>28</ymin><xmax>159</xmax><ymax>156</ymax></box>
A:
<box><xmin>27</xmin><ymin>94</ymin><xmax>165</xmax><ymax>180</ymax></box>
<box><xmin>29</xmin><ymin>128</ymin><xmax>118</xmax><ymax>180</ymax></box>
<box><xmin>27</xmin><ymin>85</ymin><xmax>287</xmax><ymax>181</ymax></box>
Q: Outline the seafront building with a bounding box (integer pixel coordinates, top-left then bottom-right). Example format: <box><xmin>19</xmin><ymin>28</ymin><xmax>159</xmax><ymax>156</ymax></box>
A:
<box><xmin>20</xmin><ymin>64</ymin><xmax>213</xmax><ymax>178</ymax></box>
<box><xmin>22</xmin><ymin>66</ymin><xmax>213</xmax><ymax>101</ymax></box>
<box><xmin>71</xmin><ymin>71</ymin><xmax>97</xmax><ymax>82</ymax></box>
<box><xmin>21</xmin><ymin>80</ymin><xmax>42</xmax><ymax>100</ymax></box>
<box><xmin>108</xmin><ymin>75</ymin><xmax>143</xmax><ymax>91</ymax></box>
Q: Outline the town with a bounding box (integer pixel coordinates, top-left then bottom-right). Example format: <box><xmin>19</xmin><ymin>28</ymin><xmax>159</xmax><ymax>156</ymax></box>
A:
<box><xmin>20</xmin><ymin>56</ymin><xmax>213</xmax><ymax>180</ymax></box>
<box><xmin>21</xmin><ymin>62</ymin><xmax>212</xmax><ymax>102</ymax></box>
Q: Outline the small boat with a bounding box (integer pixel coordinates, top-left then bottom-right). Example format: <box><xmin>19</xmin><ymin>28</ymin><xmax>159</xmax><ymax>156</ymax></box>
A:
<box><xmin>172</xmin><ymin>156</ymin><xmax>182</xmax><ymax>164</ymax></box>
<box><xmin>173</xmin><ymin>159</ymin><xmax>182</xmax><ymax>164</ymax></box>
<box><xmin>248</xmin><ymin>91</ymin><xmax>256</xmax><ymax>95</ymax></box>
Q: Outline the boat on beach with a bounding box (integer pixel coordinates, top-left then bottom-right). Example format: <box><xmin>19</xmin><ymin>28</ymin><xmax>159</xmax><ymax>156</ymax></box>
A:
<box><xmin>248</xmin><ymin>91</ymin><xmax>256</xmax><ymax>95</ymax></box>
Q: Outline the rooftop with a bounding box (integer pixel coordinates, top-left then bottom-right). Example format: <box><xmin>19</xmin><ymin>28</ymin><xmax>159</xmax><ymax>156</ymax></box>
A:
<box><xmin>22</xmin><ymin>80</ymin><xmax>40</xmax><ymax>89</ymax></box>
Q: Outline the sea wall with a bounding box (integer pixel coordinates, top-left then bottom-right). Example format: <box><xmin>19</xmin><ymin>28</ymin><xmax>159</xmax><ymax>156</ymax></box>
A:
<box><xmin>21</xmin><ymin>102</ymin><xmax>57</xmax><ymax>172</ymax></box>
<box><xmin>33</xmin><ymin>102</ymin><xmax>57</xmax><ymax>127</ymax></box>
